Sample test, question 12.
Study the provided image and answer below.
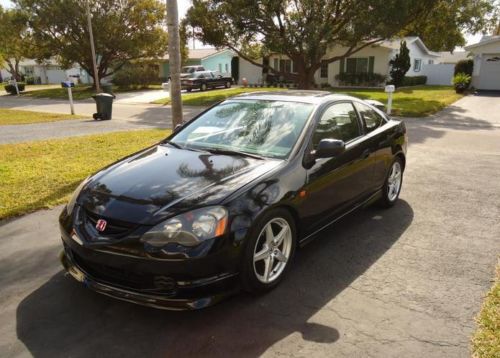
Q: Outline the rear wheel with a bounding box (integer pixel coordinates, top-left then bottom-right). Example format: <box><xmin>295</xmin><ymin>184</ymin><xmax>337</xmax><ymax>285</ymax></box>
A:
<box><xmin>186</xmin><ymin>88</ymin><xmax>192</xmax><ymax>92</ymax></box>
<box><xmin>241</xmin><ymin>208</ymin><xmax>296</xmax><ymax>293</ymax></box>
<box><xmin>379</xmin><ymin>157</ymin><xmax>403</xmax><ymax>208</ymax></box>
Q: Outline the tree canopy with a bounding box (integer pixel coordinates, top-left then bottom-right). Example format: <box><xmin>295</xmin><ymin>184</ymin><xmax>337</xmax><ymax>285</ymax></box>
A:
<box><xmin>389</xmin><ymin>41</ymin><xmax>411</xmax><ymax>87</ymax></box>
<box><xmin>13</xmin><ymin>0</ymin><xmax>168</xmax><ymax>85</ymax></box>
<box><xmin>403</xmin><ymin>0</ymin><xmax>497</xmax><ymax>51</ymax></box>
<box><xmin>186</xmin><ymin>0</ymin><xmax>497</xmax><ymax>88</ymax></box>
<box><xmin>0</xmin><ymin>6</ymin><xmax>32</xmax><ymax>81</ymax></box>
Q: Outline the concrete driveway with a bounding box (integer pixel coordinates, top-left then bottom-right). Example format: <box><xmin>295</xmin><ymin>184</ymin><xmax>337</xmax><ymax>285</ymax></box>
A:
<box><xmin>1</xmin><ymin>94</ymin><xmax>499</xmax><ymax>357</ymax></box>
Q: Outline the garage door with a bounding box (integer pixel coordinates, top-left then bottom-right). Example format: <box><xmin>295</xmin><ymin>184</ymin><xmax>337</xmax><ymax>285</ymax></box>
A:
<box><xmin>478</xmin><ymin>54</ymin><xmax>500</xmax><ymax>90</ymax></box>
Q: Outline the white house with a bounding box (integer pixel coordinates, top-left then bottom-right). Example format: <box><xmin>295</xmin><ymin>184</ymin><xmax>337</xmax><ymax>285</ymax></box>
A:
<box><xmin>238</xmin><ymin>36</ymin><xmax>440</xmax><ymax>87</ymax></box>
<box><xmin>0</xmin><ymin>58</ymin><xmax>91</xmax><ymax>84</ymax></box>
<box><xmin>465</xmin><ymin>35</ymin><xmax>500</xmax><ymax>91</ymax></box>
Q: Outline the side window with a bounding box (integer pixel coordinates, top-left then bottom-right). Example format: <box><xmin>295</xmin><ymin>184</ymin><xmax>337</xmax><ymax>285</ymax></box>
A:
<box><xmin>354</xmin><ymin>102</ymin><xmax>385</xmax><ymax>133</ymax></box>
<box><xmin>312</xmin><ymin>102</ymin><xmax>360</xmax><ymax>148</ymax></box>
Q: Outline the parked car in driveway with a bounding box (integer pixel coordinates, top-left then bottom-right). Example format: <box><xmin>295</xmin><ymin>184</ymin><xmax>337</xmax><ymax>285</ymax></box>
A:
<box><xmin>59</xmin><ymin>91</ymin><xmax>408</xmax><ymax>310</ymax></box>
<box><xmin>180</xmin><ymin>65</ymin><xmax>205</xmax><ymax>78</ymax></box>
<box><xmin>181</xmin><ymin>70</ymin><xmax>233</xmax><ymax>91</ymax></box>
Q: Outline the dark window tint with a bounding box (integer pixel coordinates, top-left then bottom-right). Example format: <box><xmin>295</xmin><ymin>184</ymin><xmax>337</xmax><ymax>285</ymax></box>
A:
<box><xmin>313</xmin><ymin>102</ymin><xmax>360</xmax><ymax>147</ymax></box>
<box><xmin>354</xmin><ymin>102</ymin><xmax>385</xmax><ymax>132</ymax></box>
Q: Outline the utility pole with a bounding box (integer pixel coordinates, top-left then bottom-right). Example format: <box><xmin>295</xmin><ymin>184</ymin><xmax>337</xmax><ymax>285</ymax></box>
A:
<box><xmin>166</xmin><ymin>0</ymin><xmax>183</xmax><ymax>127</ymax></box>
<box><xmin>86</xmin><ymin>0</ymin><xmax>100</xmax><ymax>92</ymax></box>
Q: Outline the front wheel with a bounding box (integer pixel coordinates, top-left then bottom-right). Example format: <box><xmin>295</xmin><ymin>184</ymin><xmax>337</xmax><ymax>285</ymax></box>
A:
<box><xmin>225</xmin><ymin>81</ymin><xmax>231</xmax><ymax>88</ymax></box>
<box><xmin>379</xmin><ymin>157</ymin><xmax>404</xmax><ymax>208</ymax></box>
<box><xmin>241</xmin><ymin>208</ymin><xmax>296</xmax><ymax>293</ymax></box>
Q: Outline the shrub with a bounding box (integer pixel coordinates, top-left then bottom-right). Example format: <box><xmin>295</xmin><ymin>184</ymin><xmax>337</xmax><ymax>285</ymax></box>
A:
<box><xmin>452</xmin><ymin>73</ymin><xmax>471</xmax><ymax>93</ymax></box>
<box><xmin>112</xmin><ymin>64</ymin><xmax>158</xmax><ymax>89</ymax></box>
<box><xmin>454</xmin><ymin>59</ymin><xmax>473</xmax><ymax>76</ymax></box>
<box><xmin>335</xmin><ymin>72</ymin><xmax>386</xmax><ymax>86</ymax></box>
<box><xmin>4</xmin><ymin>82</ymin><xmax>26</xmax><ymax>94</ymax></box>
<box><xmin>402</xmin><ymin>76</ymin><xmax>427</xmax><ymax>86</ymax></box>
<box><xmin>389</xmin><ymin>41</ymin><xmax>411</xmax><ymax>87</ymax></box>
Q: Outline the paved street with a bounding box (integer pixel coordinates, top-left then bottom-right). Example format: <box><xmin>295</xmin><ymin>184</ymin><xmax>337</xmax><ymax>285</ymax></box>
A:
<box><xmin>0</xmin><ymin>94</ymin><xmax>499</xmax><ymax>357</ymax></box>
<box><xmin>0</xmin><ymin>96</ymin><xmax>204</xmax><ymax>144</ymax></box>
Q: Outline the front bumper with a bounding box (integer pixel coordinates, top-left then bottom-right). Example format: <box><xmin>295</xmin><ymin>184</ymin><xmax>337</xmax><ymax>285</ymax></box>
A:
<box><xmin>60</xmin><ymin>248</ymin><xmax>239</xmax><ymax>310</ymax></box>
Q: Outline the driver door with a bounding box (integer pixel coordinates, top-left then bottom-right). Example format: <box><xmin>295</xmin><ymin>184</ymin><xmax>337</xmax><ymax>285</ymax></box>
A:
<box><xmin>301</xmin><ymin>101</ymin><xmax>374</xmax><ymax>233</ymax></box>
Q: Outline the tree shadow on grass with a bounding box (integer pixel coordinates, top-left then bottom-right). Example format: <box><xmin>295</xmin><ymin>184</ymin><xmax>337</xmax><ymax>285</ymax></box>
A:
<box><xmin>16</xmin><ymin>200</ymin><xmax>413</xmax><ymax>357</ymax></box>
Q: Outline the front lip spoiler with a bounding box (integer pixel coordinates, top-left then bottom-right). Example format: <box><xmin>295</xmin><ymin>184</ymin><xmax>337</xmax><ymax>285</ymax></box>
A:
<box><xmin>60</xmin><ymin>251</ymin><xmax>237</xmax><ymax>311</ymax></box>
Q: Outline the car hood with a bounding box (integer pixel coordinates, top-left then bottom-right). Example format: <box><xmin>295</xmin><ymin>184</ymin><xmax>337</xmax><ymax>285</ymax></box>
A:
<box><xmin>78</xmin><ymin>145</ymin><xmax>282</xmax><ymax>225</ymax></box>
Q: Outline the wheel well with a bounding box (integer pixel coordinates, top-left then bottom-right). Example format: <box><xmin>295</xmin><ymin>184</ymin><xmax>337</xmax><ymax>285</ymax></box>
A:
<box><xmin>395</xmin><ymin>151</ymin><xmax>406</xmax><ymax>171</ymax></box>
<box><xmin>273</xmin><ymin>204</ymin><xmax>302</xmax><ymax>237</ymax></box>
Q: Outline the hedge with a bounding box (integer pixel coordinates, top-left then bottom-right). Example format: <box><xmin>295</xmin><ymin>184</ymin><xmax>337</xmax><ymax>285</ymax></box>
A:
<box><xmin>402</xmin><ymin>76</ymin><xmax>427</xmax><ymax>86</ymax></box>
<box><xmin>4</xmin><ymin>82</ymin><xmax>26</xmax><ymax>94</ymax></box>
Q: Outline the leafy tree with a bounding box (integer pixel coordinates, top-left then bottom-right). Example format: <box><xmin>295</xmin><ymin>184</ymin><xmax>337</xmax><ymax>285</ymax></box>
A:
<box><xmin>0</xmin><ymin>6</ymin><xmax>32</xmax><ymax>81</ymax></box>
<box><xmin>389</xmin><ymin>41</ymin><xmax>411</xmax><ymax>88</ymax></box>
<box><xmin>185</xmin><ymin>0</ymin><xmax>458</xmax><ymax>89</ymax></box>
<box><xmin>14</xmin><ymin>0</ymin><xmax>168</xmax><ymax>86</ymax></box>
<box><xmin>403</xmin><ymin>0</ymin><xmax>498</xmax><ymax>51</ymax></box>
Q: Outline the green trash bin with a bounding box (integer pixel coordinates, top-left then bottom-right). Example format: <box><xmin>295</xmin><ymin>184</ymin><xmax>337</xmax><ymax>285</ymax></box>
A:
<box><xmin>92</xmin><ymin>93</ymin><xmax>114</xmax><ymax>120</ymax></box>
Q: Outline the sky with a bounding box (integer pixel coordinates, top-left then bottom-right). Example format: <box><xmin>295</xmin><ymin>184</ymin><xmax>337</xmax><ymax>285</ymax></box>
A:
<box><xmin>0</xmin><ymin>0</ymin><xmax>487</xmax><ymax>49</ymax></box>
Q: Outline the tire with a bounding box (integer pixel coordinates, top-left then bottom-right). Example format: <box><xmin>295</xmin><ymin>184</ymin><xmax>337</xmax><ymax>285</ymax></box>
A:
<box><xmin>241</xmin><ymin>208</ymin><xmax>297</xmax><ymax>293</ymax></box>
<box><xmin>225</xmin><ymin>81</ymin><xmax>231</xmax><ymax>88</ymax></box>
<box><xmin>200</xmin><ymin>83</ymin><xmax>207</xmax><ymax>91</ymax></box>
<box><xmin>379</xmin><ymin>156</ymin><xmax>404</xmax><ymax>208</ymax></box>
<box><xmin>187</xmin><ymin>88</ymin><xmax>192</xmax><ymax>92</ymax></box>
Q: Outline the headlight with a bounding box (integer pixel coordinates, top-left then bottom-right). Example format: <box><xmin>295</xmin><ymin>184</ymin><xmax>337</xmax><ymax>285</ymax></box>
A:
<box><xmin>140</xmin><ymin>206</ymin><xmax>228</xmax><ymax>248</ymax></box>
<box><xmin>66</xmin><ymin>176</ymin><xmax>91</xmax><ymax>215</ymax></box>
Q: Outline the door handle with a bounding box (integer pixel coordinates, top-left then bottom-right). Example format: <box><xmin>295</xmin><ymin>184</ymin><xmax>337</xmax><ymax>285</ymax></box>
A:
<box><xmin>362</xmin><ymin>149</ymin><xmax>371</xmax><ymax>159</ymax></box>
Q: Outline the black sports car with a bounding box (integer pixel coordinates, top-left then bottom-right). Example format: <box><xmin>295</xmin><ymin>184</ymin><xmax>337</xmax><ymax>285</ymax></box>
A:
<box><xmin>59</xmin><ymin>91</ymin><xmax>407</xmax><ymax>310</ymax></box>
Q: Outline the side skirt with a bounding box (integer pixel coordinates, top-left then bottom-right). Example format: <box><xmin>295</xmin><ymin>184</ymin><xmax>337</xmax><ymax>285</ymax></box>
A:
<box><xmin>298</xmin><ymin>189</ymin><xmax>383</xmax><ymax>247</ymax></box>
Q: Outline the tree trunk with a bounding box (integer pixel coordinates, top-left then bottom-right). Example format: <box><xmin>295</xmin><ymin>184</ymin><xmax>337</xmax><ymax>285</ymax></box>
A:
<box><xmin>166</xmin><ymin>0</ymin><xmax>183</xmax><ymax>127</ymax></box>
<box><xmin>296</xmin><ymin>67</ymin><xmax>316</xmax><ymax>89</ymax></box>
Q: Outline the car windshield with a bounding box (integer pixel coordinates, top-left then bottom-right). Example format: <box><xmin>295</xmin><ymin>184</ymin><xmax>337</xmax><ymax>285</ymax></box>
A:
<box><xmin>169</xmin><ymin>100</ymin><xmax>314</xmax><ymax>159</ymax></box>
<box><xmin>182</xmin><ymin>67</ymin><xmax>195</xmax><ymax>73</ymax></box>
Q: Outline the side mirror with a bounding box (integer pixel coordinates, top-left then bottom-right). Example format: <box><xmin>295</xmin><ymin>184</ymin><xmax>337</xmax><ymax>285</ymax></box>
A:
<box><xmin>314</xmin><ymin>139</ymin><xmax>345</xmax><ymax>158</ymax></box>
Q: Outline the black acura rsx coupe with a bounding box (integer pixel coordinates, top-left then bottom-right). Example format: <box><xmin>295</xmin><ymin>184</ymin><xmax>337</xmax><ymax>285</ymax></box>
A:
<box><xmin>59</xmin><ymin>91</ymin><xmax>407</xmax><ymax>310</ymax></box>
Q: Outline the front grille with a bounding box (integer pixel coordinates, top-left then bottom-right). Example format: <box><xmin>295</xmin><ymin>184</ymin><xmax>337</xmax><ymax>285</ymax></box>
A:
<box><xmin>76</xmin><ymin>207</ymin><xmax>137</xmax><ymax>241</ymax></box>
<box><xmin>71</xmin><ymin>250</ymin><xmax>177</xmax><ymax>295</ymax></box>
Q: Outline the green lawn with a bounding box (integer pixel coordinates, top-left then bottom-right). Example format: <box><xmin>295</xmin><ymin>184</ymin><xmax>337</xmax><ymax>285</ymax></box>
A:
<box><xmin>0</xmin><ymin>108</ymin><xmax>86</xmax><ymax>125</ymax></box>
<box><xmin>0</xmin><ymin>129</ymin><xmax>170</xmax><ymax>219</ymax></box>
<box><xmin>337</xmin><ymin>85</ymin><xmax>462</xmax><ymax>117</ymax></box>
<box><xmin>472</xmin><ymin>261</ymin><xmax>500</xmax><ymax>358</ymax></box>
<box><xmin>152</xmin><ymin>87</ymin><xmax>285</xmax><ymax>106</ymax></box>
<box><xmin>20</xmin><ymin>84</ymin><xmax>162</xmax><ymax>101</ymax></box>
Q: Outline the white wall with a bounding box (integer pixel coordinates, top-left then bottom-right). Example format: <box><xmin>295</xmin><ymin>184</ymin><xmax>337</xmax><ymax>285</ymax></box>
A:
<box><xmin>238</xmin><ymin>57</ymin><xmax>263</xmax><ymax>84</ymax></box>
<box><xmin>404</xmin><ymin>41</ymin><xmax>439</xmax><ymax>76</ymax></box>
<box><xmin>421</xmin><ymin>63</ymin><xmax>454</xmax><ymax>85</ymax></box>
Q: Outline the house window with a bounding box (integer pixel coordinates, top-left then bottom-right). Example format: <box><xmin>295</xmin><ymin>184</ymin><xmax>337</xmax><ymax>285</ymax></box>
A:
<box><xmin>273</xmin><ymin>58</ymin><xmax>279</xmax><ymax>70</ymax></box>
<box><xmin>320</xmin><ymin>61</ymin><xmax>328</xmax><ymax>78</ymax></box>
<box><xmin>413</xmin><ymin>59</ymin><xmax>422</xmax><ymax>72</ymax></box>
<box><xmin>428</xmin><ymin>59</ymin><xmax>434</xmax><ymax>65</ymax></box>
<box><xmin>279</xmin><ymin>59</ymin><xmax>292</xmax><ymax>73</ymax></box>
<box><xmin>225</xmin><ymin>63</ymin><xmax>229</xmax><ymax>73</ymax></box>
<box><xmin>218</xmin><ymin>63</ymin><xmax>222</xmax><ymax>73</ymax></box>
<box><xmin>346</xmin><ymin>58</ymin><xmax>369</xmax><ymax>74</ymax></box>
<box><xmin>23</xmin><ymin>66</ymin><xmax>35</xmax><ymax>77</ymax></box>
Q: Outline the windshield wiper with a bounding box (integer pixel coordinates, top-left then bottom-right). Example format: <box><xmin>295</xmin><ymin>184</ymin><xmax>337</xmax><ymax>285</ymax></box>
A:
<box><xmin>164</xmin><ymin>141</ymin><xmax>182</xmax><ymax>149</ymax></box>
<box><xmin>202</xmin><ymin>147</ymin><xmax>265</xmax><ymax>160</ymax></box>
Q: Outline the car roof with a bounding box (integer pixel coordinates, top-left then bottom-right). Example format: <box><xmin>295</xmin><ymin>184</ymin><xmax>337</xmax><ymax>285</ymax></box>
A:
<box><xmin>230</xmin><ymin>90</ymin><xmax>362</xmax><ymax>105</ymax></box>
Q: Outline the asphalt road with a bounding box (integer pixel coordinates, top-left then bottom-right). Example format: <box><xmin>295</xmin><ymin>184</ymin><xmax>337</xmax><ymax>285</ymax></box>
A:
<box><xmin>1</xmin><ymin>94</ymin><xmax>499</xmax><ymax>357</ymax></box>
<box><xmin>0</xmin><ymin>96</ymin><xmax>204</xmax><ymax>144</ymax></box>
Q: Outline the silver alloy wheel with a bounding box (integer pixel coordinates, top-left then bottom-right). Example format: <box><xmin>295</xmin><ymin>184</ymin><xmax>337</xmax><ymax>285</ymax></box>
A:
<box><xmin>387</xmin><ymin>161</ymin><xmax>402</xmax><ymax>201</ymax></box>
<box><xmin>253</xmin><ymin>217</ymin><xmax>292</xmax><ymax>284</ymax></box>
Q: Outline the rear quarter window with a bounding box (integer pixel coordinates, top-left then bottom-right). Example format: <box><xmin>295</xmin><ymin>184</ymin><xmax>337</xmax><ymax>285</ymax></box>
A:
<box><xmin>354</xmin><ymin>102</ymin><xmax>385</xmax><ymax>133</ymax></box>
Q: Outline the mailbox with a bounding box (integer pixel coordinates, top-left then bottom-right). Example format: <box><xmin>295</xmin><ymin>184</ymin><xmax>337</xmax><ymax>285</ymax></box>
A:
<box><xmin>384</xmin><ymin>85</ymin><xmax>395</xmax><ymax>93</ymax></box>
<box><xmin>61</xmin><ymin>81</ymin><xmax>75</xmax><ymax>88</ymax></box>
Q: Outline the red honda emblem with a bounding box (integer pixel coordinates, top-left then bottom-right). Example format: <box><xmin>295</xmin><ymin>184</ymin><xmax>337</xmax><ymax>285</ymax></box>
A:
<box><xmin>95</xmin><ymin>219</ymin><xmax>107</xmax><ymax>232</ymax></box>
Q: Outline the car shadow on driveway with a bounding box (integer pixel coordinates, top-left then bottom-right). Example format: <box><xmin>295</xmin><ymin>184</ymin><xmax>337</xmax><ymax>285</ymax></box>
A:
<box><xmin>16</xmin><ymin>200</ymin><xmax>413</xmax><ymax>358</ymax></box>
